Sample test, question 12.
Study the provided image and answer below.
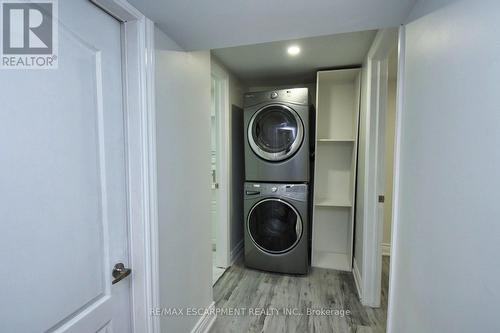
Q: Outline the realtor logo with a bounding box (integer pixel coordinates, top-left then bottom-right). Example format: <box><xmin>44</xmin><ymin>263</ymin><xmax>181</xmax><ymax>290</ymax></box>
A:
<box><xmin>1</xmin><ymin>0</ymin><xmax>58</xmax><ymax>69</ymax></box>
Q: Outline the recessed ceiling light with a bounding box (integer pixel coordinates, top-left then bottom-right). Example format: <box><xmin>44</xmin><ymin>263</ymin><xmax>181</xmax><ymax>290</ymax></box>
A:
<box><xmin>287</xmin><ymin>45</ymin><xmax>301</xmax><ymax>56</ymax></box>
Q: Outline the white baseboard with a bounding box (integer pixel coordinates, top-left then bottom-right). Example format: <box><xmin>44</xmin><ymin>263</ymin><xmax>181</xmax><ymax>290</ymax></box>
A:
<box><xmin>353</xmin><ymin>258</ymin><xmax>363</xmax><ymax>302</ymax></box>
<box><xmin>190</xmin><ymin>301</ymin><xmax>216</xmax><ymax>333</ymax></box>
<box><xmin>230</xmin><ymin>239</ymin><xmax>244</xmax><ymax>265</ymax></box>
<box><xmin>381</xmin><ymin>243</ymin><xmax>391</xmax><ymax>256</ymax></box>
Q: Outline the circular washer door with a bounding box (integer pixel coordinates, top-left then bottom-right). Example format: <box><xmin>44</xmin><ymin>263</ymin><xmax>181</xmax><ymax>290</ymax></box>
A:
<box><xmin>247</xmin><ymin>198</ymin><xmax>303</xmax><ymax>254</ymax></box>
<box><xmin>248</xmin><ymin>104</ymin><xmax>304</xmax><ymax>162</ymax></box>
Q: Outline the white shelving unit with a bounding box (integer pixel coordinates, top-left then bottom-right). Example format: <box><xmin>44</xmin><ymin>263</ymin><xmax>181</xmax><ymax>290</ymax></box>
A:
<box><xmin>312</xmin><ymin>68</ymin><xmax>361</xmax><ymax>271</ymax></box>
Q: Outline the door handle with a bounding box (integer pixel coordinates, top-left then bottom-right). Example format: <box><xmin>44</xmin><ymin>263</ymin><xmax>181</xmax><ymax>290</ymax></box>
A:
<box><xmin>245</xmin><ymin>190</ymin><xmax>260</xmax><ymax>195</ymax></box>
<box><xmin>112</xmin><ymin>263</ymin><xmax>131</xmax><ymax>285</ymax></box>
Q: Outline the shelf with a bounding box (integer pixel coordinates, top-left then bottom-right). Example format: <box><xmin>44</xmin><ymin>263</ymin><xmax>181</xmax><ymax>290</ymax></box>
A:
<box><xmin>314</xmin><ymin>143</ymin><xmax>353</xmax><ymax>202</ymax></box>
<box><xmin>312</xmin><ymin>251</ymin><xmax>351</xmax><ymax>271</ymax></box>
<box><xmin>316</xmin><ymin>71</ymin><xmax>359</xmax><ymax>140</ymax></box>
<box><xmin>317</xmin><ymin>138</ymin><xmax>355</xmax><ymax>142</ymax></box>
<box><xmin>315</xmin><ymin>199</ymin><xmax>352</xmax><ymax>207</ymax></box>
<box><xmin>312</xmin><ymin>68</ymin><xmax>361</xmax><ymax>275</ymax></box>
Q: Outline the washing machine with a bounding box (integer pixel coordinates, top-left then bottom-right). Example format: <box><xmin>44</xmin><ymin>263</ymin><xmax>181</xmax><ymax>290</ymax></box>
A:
<box><xmin>244</xmin><ymin>88</ymin><xmax>311</xmax><ymax>182</ymax></box>
<box><xmin>244</xmin><ymin>182</ymin><xmax>309</xmax><ymax>274</ymax></box>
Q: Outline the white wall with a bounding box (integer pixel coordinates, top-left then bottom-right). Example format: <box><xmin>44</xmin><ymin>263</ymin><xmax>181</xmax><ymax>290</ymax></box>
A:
<box><xmin>227</xmin><ymin>72</ymin><xmax>246</xmax><ymax>257</ymax></box>
<box><xmin>229</xmin><ymin>102</ymin><xmax>245</xmax><ymax>259</ymax></box>
<box><xmin>389</xmin><ymin>0</ymin><xmax>500</xmax><ymax>332</ymax></box>
<box><xmin>225</xmin><ymin>66</ymin><xmax>246</xmax><ymax>110</ymax></box>
<box><xmin>154</xmin><ymin>26</ymin><xmax>213</xmax><ymax>333</ymax></box>
<box><xmin>211</xmin><ymin>56</ymin><xmax>246</xmax><ymax>108</ymax></box>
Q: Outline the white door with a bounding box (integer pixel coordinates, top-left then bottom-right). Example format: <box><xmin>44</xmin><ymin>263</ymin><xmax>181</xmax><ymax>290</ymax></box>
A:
<box><xmin>0</xmin><ymin>1</ymin><xmax>131</xmax><ymax>332</ymax></box>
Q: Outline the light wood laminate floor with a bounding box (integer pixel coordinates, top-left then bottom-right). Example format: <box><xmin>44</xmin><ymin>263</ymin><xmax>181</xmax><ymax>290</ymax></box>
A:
<box><xmin>211</xmin><ymin>256</ymin><xmax>390</xmax><ymax>333</ymax></box>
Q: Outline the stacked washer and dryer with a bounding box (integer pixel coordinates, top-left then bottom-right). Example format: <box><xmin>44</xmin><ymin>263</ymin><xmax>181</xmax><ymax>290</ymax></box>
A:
<box><xmin>243</xmin><ymin>88</ymin><xmax>314</xmax><ymax>275</ymax></box>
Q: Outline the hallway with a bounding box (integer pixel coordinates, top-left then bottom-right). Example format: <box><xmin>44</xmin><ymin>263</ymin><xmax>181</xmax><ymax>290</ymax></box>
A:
<box><xmin>211</xmin><ymin>258</ymin><xmax>390</xmax><ymax>332</ymax></box>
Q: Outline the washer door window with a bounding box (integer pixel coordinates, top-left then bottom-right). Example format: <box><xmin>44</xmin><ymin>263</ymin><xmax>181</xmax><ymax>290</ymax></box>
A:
<box><xmin>248</xmin><ymin>199</ymin><xmax>302</xmax><ymax>254</ymax></box>
<box><xmin>248</xmin><ymin>104</ymin><xmax>304</xmax><ymax>162</ymax></box>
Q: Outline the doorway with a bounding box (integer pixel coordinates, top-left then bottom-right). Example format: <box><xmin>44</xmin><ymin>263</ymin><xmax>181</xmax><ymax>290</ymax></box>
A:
<box><xmin>378</xmin><ymin>43</ymin><xmax>398</xmax><ymax>309</ymax></box>
<box><xmin>209</xmin><ymin>28</ymin><xmax>393</xmax><ymax>332</ymax></box>
<box><xmin>210</xmin><ymin>62</ymin><xmax>231</xmax><ymax>284</ymax></box>
<box><xmin>355</xmin><ymin>28</ymin><xmax>399</xmax><ymax>308</ymax></box>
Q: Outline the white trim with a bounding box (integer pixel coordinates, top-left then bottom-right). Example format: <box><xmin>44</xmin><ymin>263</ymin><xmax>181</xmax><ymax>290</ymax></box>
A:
<box><xmin>90</xmin><ymin>1</ymin><xmax>159</xmax><ymax>332</ymax></box>
<box><xmin>381</xmin><ymin>243</ymin><xmax>391</xmax><ymax>257</ymax></box>
<box><xmin>143</xmin><ymin>19</ymin><xmax>161</xmax><ymax>333</ymax></box>
<box><xmin>360</xmin><ymin>28</ymin><xmax>398</xmax><ymax>307</ymax></box>
<box><xmin>190</xmin><ymin>302</ymin><xmax>217</xmax><ymax>333</ymax></box>
<box><xmin>230</xmin><ymin>239</ymin><xmax>244</xmax><ymax>265</ymax></box>
<box><xmin>90</xmin><ymin>0</ymin><xmax>138</xmax><ymax>21</ymax></box>
<box><xmin>387</xmin><ymin>25</ymin><xmax>406</xmax><ymax>333</ymax></box>
<box><xmin>349</xmin><ymin>72</ymin><xmax>362</xmax><ymax>270</ymax></box>
<box><xmin>353</xmin><ymin>258</ymin><xmax>363</xmax><ymax>301</ymax></box>
<box><xmin>211</xmin><ymin>60</ymin><xmax>231</xmax><ymax>268</ymax></box>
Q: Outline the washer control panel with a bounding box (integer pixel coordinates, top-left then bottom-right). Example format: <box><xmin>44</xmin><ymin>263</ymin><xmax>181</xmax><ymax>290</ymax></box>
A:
<box><xmin>244</xmin><ymin>182</ymin><xmax>307</xmax><ymax>201</ymax></box>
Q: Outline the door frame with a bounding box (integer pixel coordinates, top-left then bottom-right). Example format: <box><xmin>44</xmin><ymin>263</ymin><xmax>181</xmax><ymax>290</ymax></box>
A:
<box><xmin>90</xmin><ymin>1</ymin><xmax>159</xmax><ymax>332</ymax></box>
<box><xmin>358</xmin><ymin>28</ymin><xmax>398</xmax><ymax>307</ymax></box>
<box><xmin>210</xmin><ymin>60</ymin><xmax>231</xmax><ymax>268</ymax></box>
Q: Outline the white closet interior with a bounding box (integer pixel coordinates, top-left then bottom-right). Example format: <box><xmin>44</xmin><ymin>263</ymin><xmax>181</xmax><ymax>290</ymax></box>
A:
<box><xmin>312</xmin><ymin>68</ymin><xmax>361</xmax><ymax>271</ymax></box>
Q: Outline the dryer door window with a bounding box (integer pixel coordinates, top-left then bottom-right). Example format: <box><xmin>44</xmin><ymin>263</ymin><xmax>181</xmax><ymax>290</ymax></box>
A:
<box><xmin>248</xmin><ymin>104</ymin><xmax>304</xmax><ymax>162</ymax></box>
<box><xmin>248</xmin><ymin>199</ymin><xmax>302</xmax><ymax>254</ymax></box>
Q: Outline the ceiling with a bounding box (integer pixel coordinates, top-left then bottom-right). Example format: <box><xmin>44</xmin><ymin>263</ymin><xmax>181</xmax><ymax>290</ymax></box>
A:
<box><xmin>212</xmin><ymin>30</ymin><xmax>377</xmax><ymax>86</ymax></box>
<box><xmin>127</xmin><ymin>0</ymin><xmax>417</xmax><ymax>51</ymax></box>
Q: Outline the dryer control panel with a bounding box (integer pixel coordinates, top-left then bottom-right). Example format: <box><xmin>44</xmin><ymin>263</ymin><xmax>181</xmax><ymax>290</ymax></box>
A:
<box><xmin>243</xmin><ymin>88</ymin><xmax>309</xmax><ymax>108</ymax></box>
